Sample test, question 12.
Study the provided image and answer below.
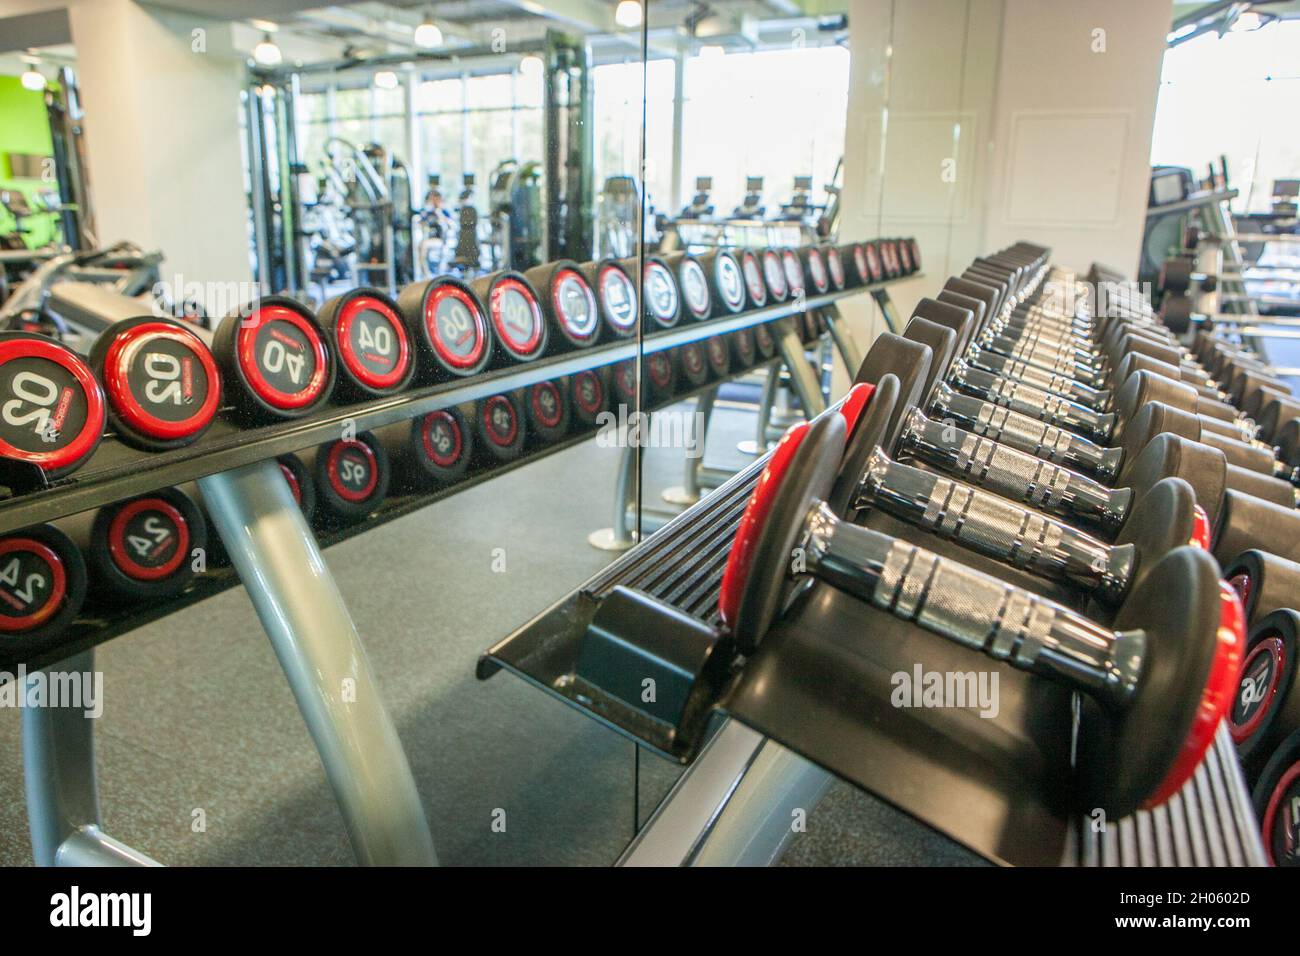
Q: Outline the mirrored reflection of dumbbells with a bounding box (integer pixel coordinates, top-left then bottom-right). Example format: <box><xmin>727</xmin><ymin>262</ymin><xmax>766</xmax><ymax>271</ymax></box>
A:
<box><xmin>718</xmin><ymin>411</ymin><xmax>1243</xmax><ymax>817</ymax></box>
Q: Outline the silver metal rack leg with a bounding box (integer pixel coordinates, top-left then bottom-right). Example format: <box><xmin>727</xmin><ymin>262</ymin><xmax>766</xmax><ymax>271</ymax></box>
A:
<box><xmin>822</xmin><ymin>302</ymin><xmax>863</xmax><ymax>374</ymax></box>
<box><xmin>199</xmin><ymin>459</ymin><xmax>437</xmax><ymax>866</ymax></box>
<box><xmin>775</xmin><ymin>316</ymin><xmax>828</xmax><ymax>417</ymax></box>
<box><xmin>617</xmin><ymin>719</ymin><xmax>833</xmax><ymax>866</ymax></box>
<box><xmin>588</xmin><ymin>420</ymin><xmax>641</xmax><ymax>551</ymax></box>
<box><xmin>869</xmin><ymin>286</ymin><xmax>901</xmax><ymax>334</ymax></box>
<box><xmin>738</xmin><ymin>359</ymin><xmax>781</xmax><ymax>456</ymax></box>
<box><xmin>663</xmin><ymin>388</ymin><xmax>718</xmax><ymax>506</ymax></box>
<box><xmin>23</xmin><ymin>649</ymin><xmax>160</xmax><ymax>866</ymax></box>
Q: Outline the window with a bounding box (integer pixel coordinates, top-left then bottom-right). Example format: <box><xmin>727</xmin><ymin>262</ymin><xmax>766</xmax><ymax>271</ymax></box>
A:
<box><xmin>1152</xmin><ymin>22</ymin><xmax>1300</xmax><ymax>213</ymax></box>
<box><xmin>592</xmin><ymin>58</ymin><xmax>674</xmax><ymax>216</ymax></box>
<box><xmin>680</xmin><ymin>46</ymin><xmax>849</xmax><ymax>217</ymax></box>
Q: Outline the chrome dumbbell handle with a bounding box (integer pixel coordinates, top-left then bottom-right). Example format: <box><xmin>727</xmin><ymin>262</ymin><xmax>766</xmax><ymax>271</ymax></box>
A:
<box><xmin>802</xmin><ymin>501</ymin><xmax>1143</xmax><ymax>708</ymax></box>
<box><xmin>854</xmin><ymin>447</ymin><xmax>1134</xmax><ymax>604</ymax></box>
<box><xmin>986</xmin><ymin>328</ymin><xmax>1107</xmax><ymax>372</ymax></box>
<box><xmin>999</xmin><ymin>312</ymin><xmax>1095</xmax><ymax>342</ymax></box>
<box><xmin>948</xmin><ymin>360</ymin><xmax>1116</xmax><ymax>443</ymax></box>
<box><xmin>978</xmin><ymin>327</ymin><xmax>1106</xmax><ymax>370</ymax></box>
<box><xmin>977</xmin><ymin>333</ymin><xmax>1108</xmax><ymax>387</ymax></box>
<box><xmin>928</xmin><ymin>383</ymin><xmax>1123</xmax><ymax>484</ymax></box>
<box><xmin>990</xmin><ymin>316</ymin><xmax>1103</xmax><ymax>352</ymax></box>
<box><xmin>896</xmin><ymin>408</ymin><xmax>1131</xmax><ymax>536</ymax></box>
<box><xmin>967</xmin><ymin>347</ymin><xmax>1111</xmax><ymax>409</ymax></box>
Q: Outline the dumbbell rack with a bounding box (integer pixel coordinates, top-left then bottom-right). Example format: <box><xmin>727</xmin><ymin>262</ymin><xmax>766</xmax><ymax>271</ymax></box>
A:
<box><xmin>479</xmin><ymin>403</ymin><xmax>1264</xmax><ymax>867</ymax></box>
<box><xmin>6</xmin><ymin>275</ymin><xmax>907</xmax><ymax>867</ymax></box>
<box><xmin>479</xmin><ymin>289</ymin><xmax>1269</xmax><ymax>870</ymax></box>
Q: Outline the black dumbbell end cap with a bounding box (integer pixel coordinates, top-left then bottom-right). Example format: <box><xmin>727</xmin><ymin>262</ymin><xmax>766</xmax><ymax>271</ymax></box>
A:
<box><xmin>1113</xmin><ymin>477</ymin><xmax>1198</xmax><ymax>599</ymax></box>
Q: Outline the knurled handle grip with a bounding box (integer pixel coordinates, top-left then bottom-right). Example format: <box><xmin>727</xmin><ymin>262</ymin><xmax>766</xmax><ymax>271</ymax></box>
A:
<box><xmin>951</xmin><ymin>364</ymin><xmax>1114</xmax><ymax>442</ymax></box>
<box><xmin>970</xmin><ymin>351</ymin><xmax>1109</xmax><ymax>409</ymax></box>
<box><xmin>865</xmin><ymin>536</ymin><xmax>1130</xmax><ymax>701</ymax></box>
<box><xmin>998</xmin><ymin>333</ymin><xmax>1102</xmax><ymax>370</ymax></box>
<box><xmin>930</xmin><ymin>387</ymin><xmax>1112</xmax><ymax>476</ymax></box>
<box><xmin>991</xmin><ymin>323</ymin><xmax>1101</xmax><ymax>357</ymax></box>
<box><xmin>978</xmin><ymin>337</ymin><xmax>1105</xmax><ymax>386</ymax></box>
<box><xmin>861</xmin><ymin>452</ymin><xmax>1128</xmax><ymax>601</ymax></box>
<box><xmin>898</xmin><ymin>412</ymin><xmax>1126</xmax><ymax>534</ymax></box>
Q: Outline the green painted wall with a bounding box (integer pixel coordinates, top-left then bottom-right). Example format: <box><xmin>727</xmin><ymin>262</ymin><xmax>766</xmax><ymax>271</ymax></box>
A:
<box><xmin>0</xmin><ymin>75</ymin><xmax>58</xmax><ymax>247</ymax></box>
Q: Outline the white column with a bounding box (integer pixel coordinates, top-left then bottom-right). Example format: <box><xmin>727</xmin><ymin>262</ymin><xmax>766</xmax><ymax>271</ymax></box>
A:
<box><xmin>981</xmin><ymin>0</ymin><xmax>1173</xmax><ymax>274</ymax></box>
<box><xmin>67</xmin><ymin>0</ymin><xmax>253</xmax><ymax>316</ymax></box>
<box><xmin>839</xmin><ymin>0</ymin><xmax>1005</xmax><ymax>351</ymax></box>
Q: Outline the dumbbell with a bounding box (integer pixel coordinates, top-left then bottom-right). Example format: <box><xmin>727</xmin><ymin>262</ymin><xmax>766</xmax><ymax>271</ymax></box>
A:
<box><xmin>87</xmin><ymin>316</ymin><xmax>222</xmax><ymax>452</ymax></box>
<box><xmin>718</xmin><ymin>411</ymin><xmax>1243</xmax><ymax>816</ymax></box>
<box><xmin>1233</xmin><ymin>611</ymin><xmax>1300</xmax><ymax>787</ymax></box>
<box><xmin>524</xmin><ymin>378</ymin><xmax>572</xmax><ymax>444</ymax></box>
<box><xmin>308</xmin><ymin>431</ymin><xmax>391</xmax><ymax>521</ymax></box>
<box><xmin>608</xmin><ymin>353</ymin><xmax>678</xmax><ymax>408</ymax></box>
<box><xmin>522</xmin><ymin>260</ymin><xmax>603</xmax><ymax>350</ymax></box>
<box><xmin>797</xmin><ymin>246</ymin><xmax>830</xmax><ymax>296</ymax></box>
<box><xmin>661</xmin><ymin>251</ymin><xmax>714</xmax><ymax>322</ymax></box>
<box><xmin>693</xmin><ymin>249</ymin><xmax>749</xmax><ymax>317</ymax></box>
<box><xmin>838</xmin><ymin>243</ymin><xmax>869</xmax><ymax>287</ymax></box>
<box><xmin>895</xmin><ymin>410</ymin><xmax>1216</xmax><ymax>538</ymax></box>
<box><xmin>822</xmin><ymin>245</ymin><xmax>846</xmax><ymax>292</ymax></box>
<box><xmin>830</xmin><ymin>379</ymin><xmax>1196</xmax><ymax>608</ymax></box>
<box><xmin>967</xmin><ymin>291</ymin><xmax>1280</xmax><ymax>450</ymax></box>
<box><xmin>475</xmin><ymin>392</ymin><xmax>527</xmax><ymax>463</ymax></box>
<box><xmin>395</xmin><ymin>276</ymin><xmax>494</xmax><ymax>381</ymax></box>
<box><xmin>0</xmin><ymin>523</ymin><xmax>87</xmax><ymax>646</ymax></box>
<box><xmin>738</xmin><ymin>249</ymin><xmax>770</xmax><ymax>309</ymax></box>
<box><xmin>616</xmin><ymin>255</ymin><xmax>681</xmax><ymax>331</ymax></box>
<box><xmin>276</xmin><ymin>453</ymin><xmax>317</xmax><ymax>521</ymax></box>
<box><xmin>469</xmin><ymin>271</ymin><xmax>549</xmax><ymax>365</ymax></box>
<box><xmin>316</xmin><ymin>287</ymin><xmax>416</xmax><ymax>401</ymax></box>
<box><xmin>210</xmin><ymin>297</ymin><xmax>336</xmax><ymax>422</ymax></box>
<box><xmin>75</xmin><ymin>486</ymin><xmax>207</xmax><ymax>602</ymax></box>
<box><xmin>759</xmin><ymin>248</ymin><xmax>790</xmax><ymax>304</ymax></box>
<box><xmin>972</xmin><ymin>274</ymin><xmax>1226</xmax><ymax>389</ymax></box>
<box><xmin>975</xmin><ymin>311</ymin><xmax>1229</xmax><ymax>408</ymax></box>
<box><xmin>1251</xmin><ymin>723</ymin><xmax>1300</xmax><ymax>866</ymax></box>
<box><xmin>860</xmin><ymin>327</ymin><xmax>1300</xmax><ymax>550</ymax></box>
<box><xmin>878</xmin><ymin>239</ymin><xmax>903</xmax><ymax>278</ymax></box>
<box><xmin>1224</xmin><ymin>550</ymin><xmax>1300</xmax><ymax>630</ymax></box>
<box><xmin>681</xmin><ymin>337</ymin><xmax>736</xmax><ymax>390</ymax></box>
<box><xmin>906</xmin><ymin>294</ymin><xmax>1286</xmax><ymax>486</ymax></box>
<box><xmin>946</xmin><ymin>283</ymin><xmax>1258</xmax><ymax>437</ymax></box>
<box><xmin>780</xmin><ymin>248</ymin><xmax>806</xmax><ymax>298</ymax></box>
<box><xmin>1156</xmin><ymin>256</ymin><xmax>1226</xmax><ymax>296</ymax></box>
<box><xmin>729</xmin><ymin>328</ymin><xmax>758</xmax><ymax>370</ymax></box>
<box><xmin>374</xmin><ymin>405</ymin><xmax>474</xmax><ymax>489</ymax></box>
<box><xmin>569</xmin><ymin>368</ymin><xmax>610</xmax><ymax>430</ymax></box>
<box><xmin>958</xmin><ymin>289</ymin><xmax>1249</xmax><ymax>419</ymax></box>
<box><xmin>0</xmin><ymin>331</ymin><xmax>107</xmax><ymax>480</ymax></box>
<box><xmin>575</xmin><ymin>259</ymin><xmax>639</xmax><ymax>340</ymax></box>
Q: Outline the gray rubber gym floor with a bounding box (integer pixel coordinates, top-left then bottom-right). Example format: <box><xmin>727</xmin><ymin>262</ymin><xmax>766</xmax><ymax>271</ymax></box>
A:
<box><xmin>0</xmin><ymin>386</ymin><xmax>978</xmax><ymax>866</ymax></box>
